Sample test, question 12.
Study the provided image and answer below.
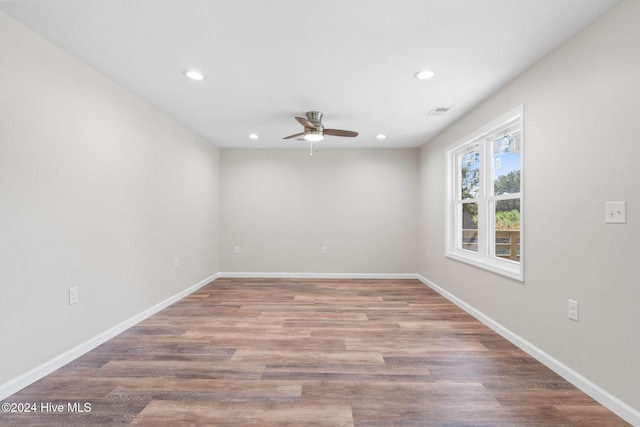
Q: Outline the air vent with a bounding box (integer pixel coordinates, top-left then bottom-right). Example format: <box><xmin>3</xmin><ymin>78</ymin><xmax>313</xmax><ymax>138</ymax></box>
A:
<box><xmin>429</xmin><ymin>107</ymin><xmax>450</xmax><ymax>116</ymax></box>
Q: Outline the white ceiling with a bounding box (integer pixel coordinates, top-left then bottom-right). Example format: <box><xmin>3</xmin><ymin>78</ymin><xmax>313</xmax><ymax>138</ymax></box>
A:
<box><xmin>0</xmin><ymin>0</ymin><xmax>620</xmax><ymax>148</ymax></box>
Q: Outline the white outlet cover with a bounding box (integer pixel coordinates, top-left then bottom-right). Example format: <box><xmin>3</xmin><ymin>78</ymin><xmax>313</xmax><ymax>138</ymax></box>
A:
<box><xmin>605</xmin><ymin>201</ymin><xmax>626</xmax><ymax>224</ymax></box>
<box><xmin>69</xmin><ymin>287</ymin><xmax>79</xmax><ymax>305</ymax></box>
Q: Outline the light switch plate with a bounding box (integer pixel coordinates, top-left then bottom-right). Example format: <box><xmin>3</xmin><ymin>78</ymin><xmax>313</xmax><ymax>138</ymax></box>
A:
<box><xmin>568</xmin><ymin>299</ymin><xmax>579</xmax><ymax>321</ymax></box>
<box><xmin>605</xmin><ymin>201</ymin><xmax>626</xmax><ymax>224</ymax></box>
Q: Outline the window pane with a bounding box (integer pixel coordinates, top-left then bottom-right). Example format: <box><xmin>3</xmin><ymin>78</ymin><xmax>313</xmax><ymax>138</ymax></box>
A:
<box><xmin>494</xmin><ymin>199</ymin><xmax>520</xmax><ymax>262</ymax></box>
<box><xmin>493</xmin><ymin>135</ymin><xmax>520</xmax><ymax>196</ymax></box>
<box><xmin>458</xmin><ymin>148</ymin><xmax>479</xmax><ymax>200</ymax></box>
<box><xmin>461</xmin><ymin>202</ymin><xmax>478</xmax><ymax>252</ymax></box>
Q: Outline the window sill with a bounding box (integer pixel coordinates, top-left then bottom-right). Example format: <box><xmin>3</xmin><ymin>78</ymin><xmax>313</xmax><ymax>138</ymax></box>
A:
<box><xmin>446</xmin><ymin>250</ymin><xmax>523</xmax><ymax>282</ymax></box>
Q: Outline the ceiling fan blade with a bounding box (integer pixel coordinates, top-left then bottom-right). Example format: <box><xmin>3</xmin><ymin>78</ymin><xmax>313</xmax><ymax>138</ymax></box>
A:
<box><xmin>283</xmin><ymin>132</ymin><xmax>305</xmax><ymax>140</ymax></box>
<box><xmin>324</xmin><ymin>129</ymin><xmax>359</xmax><ymax>137</ymax></box>
<box><xmin>295</xmin><ymin>116</ymin><xmax>316</xmax><ymax>129</ymax></box>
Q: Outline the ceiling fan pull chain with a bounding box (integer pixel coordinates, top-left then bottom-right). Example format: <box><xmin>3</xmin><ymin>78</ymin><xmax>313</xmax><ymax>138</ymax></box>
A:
<box><xmin>309</xmin><ymin>140</ymin><xmax>313</xmax><ymax>156</ymax></box>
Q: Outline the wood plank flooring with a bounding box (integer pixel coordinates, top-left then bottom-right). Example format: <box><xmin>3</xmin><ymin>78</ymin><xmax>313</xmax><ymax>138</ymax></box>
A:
<box><xmin>0</xmin><ymin>278</ymin><xmax>629</xmax><ymax>426</ymax></box>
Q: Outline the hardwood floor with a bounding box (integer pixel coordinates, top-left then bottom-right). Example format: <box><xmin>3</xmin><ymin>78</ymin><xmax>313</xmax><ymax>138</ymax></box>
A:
<box><xmin>0</xmin><ymin>278</ymin><xmax>629</xmax><ymax>426</ymax></box>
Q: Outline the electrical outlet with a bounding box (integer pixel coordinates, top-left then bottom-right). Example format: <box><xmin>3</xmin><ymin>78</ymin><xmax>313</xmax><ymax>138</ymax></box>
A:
<box><xmin>321</xmin><ymin>246</ymin><xmax>328</xmax><ymax>255</ymax></box>
<box><xmin>173</xmin><ymin>257</ymin><xmax>179</xmax><ymax>270</ymax></box>
<box><xmin>568</xmin><ymin>299</ymin><xmax>579</xmax><ymax>321</ymax></box>
<box><xmin>605</xmin><ymin>201</ymin><xmax>626</xmax><ymax>224</ymax></box>
<box><xmin>233</xmin><ymin>245</ymin><xmax>240</xmax><ymax>254</ymax></box>
<box><xmin>69</xmin><ymin>287</ymin><xmax>79</xmax><ymax>305</ymax></box>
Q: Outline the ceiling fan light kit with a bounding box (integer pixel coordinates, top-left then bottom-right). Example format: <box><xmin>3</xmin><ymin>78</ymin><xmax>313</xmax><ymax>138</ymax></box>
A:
<box><xmin>304</xmin><ymin>131</ymin><xmax>324</xmax><ymax>142</ymax></box>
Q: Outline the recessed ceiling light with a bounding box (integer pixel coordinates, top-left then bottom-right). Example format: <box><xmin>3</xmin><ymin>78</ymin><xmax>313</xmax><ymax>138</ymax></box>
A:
<box><xmin>183</xmin><ymin>69</ymin><xmax>205</xmax><ymax>81</ymax></box>
<box><xmin>414</xmin><ymin>69</ymin><xmax>435</xmax><ymax>80</ymax></box>
<box><xmin>249</xmin><ymin>133</ymin><xmax>259</xmax><ymax>140</ymax></box>
<box><xmin>376</xmin><ymin>134</ymin><xmax>386</xmax><ymax>139</ymax></box>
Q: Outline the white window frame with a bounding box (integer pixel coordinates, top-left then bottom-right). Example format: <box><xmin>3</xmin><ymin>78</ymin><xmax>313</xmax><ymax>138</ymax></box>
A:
<box><xmin>445</xmin><ymin>106</ymin><xmax>524</xmax><ymax>281</ymax></box>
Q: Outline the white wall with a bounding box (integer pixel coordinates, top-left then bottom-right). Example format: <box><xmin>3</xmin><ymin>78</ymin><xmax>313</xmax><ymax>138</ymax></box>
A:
<box><xmin>220</xmin><ymin>148</ymin><xmax>418</xmax><ymax>275</ymax></box>
<box><xmin>0</xmin><ymin>12</ymin><xmax>220</xmax><ymax>388</ymax></box>
<box><xmin>418</xmin><ymin>0</ymin><xmax>639</xmax><ymax>416</ymax></box>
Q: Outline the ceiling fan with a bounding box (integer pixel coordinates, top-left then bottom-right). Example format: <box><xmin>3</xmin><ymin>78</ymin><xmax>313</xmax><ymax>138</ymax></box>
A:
<box><xmin>283</xmin><ymin>111</ymin><xmax>358</xmax><ymax>142</ymax></box>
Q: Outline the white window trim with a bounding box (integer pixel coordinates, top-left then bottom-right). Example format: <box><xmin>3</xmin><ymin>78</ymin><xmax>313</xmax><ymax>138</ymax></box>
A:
<box><xmin>445</xmin><ymin>105</ymin><xmax>524</xmax><ymax>281</ymax></box>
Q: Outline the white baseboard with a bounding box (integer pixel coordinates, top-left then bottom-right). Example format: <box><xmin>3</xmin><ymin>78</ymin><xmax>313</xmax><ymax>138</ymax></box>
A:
<box><xmin>416</xmin><ymin>274</ymin><xmax>640</xmax><ymax>427</ymax></box>
<box><xmin>218</xmin><ymin>272</ymin><xmax>416</xmax><ymax>280</ymax></box>
<box><xmin>0</xmin><ymin>273</ymin><xmax>219</xmax><ymax>401</ymax></box>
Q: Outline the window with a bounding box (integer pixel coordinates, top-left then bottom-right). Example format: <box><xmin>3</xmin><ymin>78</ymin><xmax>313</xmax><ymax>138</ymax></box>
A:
<box><xmin>445</xmin><ymin>106</ymin><xmax>523</xmax><ymax>281</ymax></box>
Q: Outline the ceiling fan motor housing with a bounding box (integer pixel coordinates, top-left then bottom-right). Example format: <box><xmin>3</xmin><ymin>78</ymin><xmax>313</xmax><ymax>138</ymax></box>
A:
<box><xmin>304</xmin><ymin>111</ymin><xmax>324</xmax><ymax>140</ymax></box>
<box><xmin>306</xmin><ymin>111</ymin><xmax>323</xmax><ymax>126</ymax></box>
